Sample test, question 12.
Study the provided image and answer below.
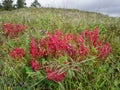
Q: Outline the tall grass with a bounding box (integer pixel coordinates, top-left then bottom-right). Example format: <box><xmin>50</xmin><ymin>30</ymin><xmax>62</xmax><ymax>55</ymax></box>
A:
<box><xmin>0</xmin><ymin>8</ymin><xmax>120</xmax><ymax>90</ymax></box>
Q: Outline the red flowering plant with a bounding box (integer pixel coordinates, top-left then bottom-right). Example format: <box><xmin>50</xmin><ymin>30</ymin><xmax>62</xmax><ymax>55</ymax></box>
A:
<box><xmin>30</xmin><ymin>59</ymin><xmax>42</xmax><ymax>71</ymax></box>
<box><xmin>84</xmin><ymin>27</ymin><xmax>112</xmax><ymax>59</ymax></box>
<box><xmin>9</xmin><ymin>27</ymin><xmax>112</xmax><ymax>83</ymax></box>
<box><xmin>37</xmin><ymin>28</ymin><xmax>112</xmax><ymax>60</ymax></box>
<box><xmin>25</xmin><ymin>27</ymin><xmax>112</xmax><ymax>82</ymax></box>
<box><xmin>2</xmin><ymin>22</ymin><xmax>26</xmax><ymax>37</ymax></box>
<box><xmin>46</xmin><ymin>66</ymin><xmax>66</xmax><ymax>82</ymax></box>
<box><xmin>10</xmin><ymin>48</ymin><xmax>25</xmax><ymax>59</ymax></box>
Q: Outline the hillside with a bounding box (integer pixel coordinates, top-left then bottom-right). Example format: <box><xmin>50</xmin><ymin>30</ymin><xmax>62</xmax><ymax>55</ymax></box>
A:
<box><xmin>0</xmin><ymin>8</ymin><xmax>120</xmax><ymax>31</ymax></box>
<box><xmin>0</xmin><ymin>8</ymin><xmax>120</xmax><ymax>90</ymax></box>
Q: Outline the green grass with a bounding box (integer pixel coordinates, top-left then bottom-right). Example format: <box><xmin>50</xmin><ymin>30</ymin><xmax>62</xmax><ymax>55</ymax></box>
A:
<box><xmin>0</xmin><ymin>7</ymin><xmax>120</xmax><ymax>90</ymax></box>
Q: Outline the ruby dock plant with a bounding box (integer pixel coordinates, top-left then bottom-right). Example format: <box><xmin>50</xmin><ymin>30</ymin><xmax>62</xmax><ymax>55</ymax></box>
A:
<box><xmin>30</xmin><ymin>27</ymin><xmax>112</xmax><ymax>61</ymax></box>
<box><xmin>10</xmin><ymin>48</ymin><xmax>25</xmax><ymax>59</ymax></box>
<box><xmin>2</xmin><ymin>22</ymin><xmax>26</xmax><ymax>37</ymax></box>
<box><xmin>10</xmin><ymin>27</ymin><xmax>112</xmax><ymax>83</ymax></box>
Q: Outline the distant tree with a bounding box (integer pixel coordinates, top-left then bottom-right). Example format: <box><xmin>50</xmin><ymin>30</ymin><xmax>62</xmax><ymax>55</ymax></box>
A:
<box><xmin>31</xmin><ymin>0</ymin><xmax>41</xmax><ymax>8</ymax></box>
<box><xmin>2</xmin><ymin>0</ymin><xmax>13</xmax><ymax>10</ymax></box>
<box><xmin>0</xmin><ymin>3</ymin><xmax>3</xmax><ymax>9</ymax></box>
<box><xmin>17</xmin><ymin>0</ymin><xmax>26</xmax><ymax>8</ymax></box>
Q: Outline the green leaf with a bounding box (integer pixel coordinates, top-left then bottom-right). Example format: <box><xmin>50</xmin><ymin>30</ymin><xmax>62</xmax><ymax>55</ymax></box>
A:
<box><xmin>58</xmin><ymin>56</ymin><xmax>68</xmax><ymax>64</ymax></box>
<box><xmin>58</xmin><ymin>82</ymin><xmax>65</xmax><ymax>90</ymax></box>
<box><xmin>25</xmin><ymin>66</ymin><xmax>33</xmax><ymax>72</ymax></box>
<box><xmin>114</xmin><ymin>79</ymin><xmax>119</xmax><ymax>86</ymax></box>
<box><xmin>91</xmin><ymin>46</ymin><xmax>98</xmax><ymax>54</ymax></box>
<box><xmin>41</xmin><ymin>58</ymin><xmax>47</xmax><ymax>65</ymax></box>
<box><xmin>109</xmin><ymin>68</ymin><xmax>114</xmax><ymax>73</ymax></box>
<box><xmin>25</xmin><ymin>66</ymin><xmax>34</xmax><ymax>77</ymax></box>
<box><xmin>68</xmin><ymin>70</ymin><xmax>74</xmax><ymax>79</ymax></box>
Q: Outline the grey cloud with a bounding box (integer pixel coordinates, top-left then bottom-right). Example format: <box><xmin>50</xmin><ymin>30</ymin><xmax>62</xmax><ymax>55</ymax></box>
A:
<box><xmin>1</xmin><ymin>0</ymin><xmax>120</xmax><ymax>17</ymax></box>
<box><xmin>38</xmin><ymin>0</ymin><xmax>120</xmax><ymax>17</ymax></box>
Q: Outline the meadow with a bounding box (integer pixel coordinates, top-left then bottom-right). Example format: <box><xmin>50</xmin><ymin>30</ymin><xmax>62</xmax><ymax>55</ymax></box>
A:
<box><xmin>0</xmin><ymin>7</ymin><xmax>120</xmax><ymax>90</ymax></box>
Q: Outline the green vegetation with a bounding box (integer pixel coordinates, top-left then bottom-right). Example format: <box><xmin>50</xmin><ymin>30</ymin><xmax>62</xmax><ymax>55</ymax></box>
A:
<box><xmin>0</xmin><ymin>0</ymin><xmax>27</xmax><ymax>10</ymax></box>
<box><xmin>31</xmin><ymin>0</ymin><xmax>41</xmax><ymax>8</ymax></box>
<box><xmin>2</xmin><ymin>0</ymin><xmax>13</xmax><ymax>10</ymax></box>
<box><xmin>0</xmin><ymin>8</ymin><xmax>120</xmax><ymax>90</ymax></box>
<box><xmin>17</xmin><ymin>0</ymin><xmax>26</xmax><ymax>8</ymax></box>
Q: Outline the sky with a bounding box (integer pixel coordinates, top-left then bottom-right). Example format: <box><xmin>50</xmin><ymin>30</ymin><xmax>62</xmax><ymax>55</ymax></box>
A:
<box><xmin>0</xmin><ymin>0</ymin><xmax>120</xmax><ymax>17</ymax></box>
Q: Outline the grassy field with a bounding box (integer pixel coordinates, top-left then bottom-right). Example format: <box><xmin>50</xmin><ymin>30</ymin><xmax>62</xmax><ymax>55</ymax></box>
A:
<box><xmin>0</xmin><ymin>7</ymin><xmax>120</xmax><ymax>90</ymax></box>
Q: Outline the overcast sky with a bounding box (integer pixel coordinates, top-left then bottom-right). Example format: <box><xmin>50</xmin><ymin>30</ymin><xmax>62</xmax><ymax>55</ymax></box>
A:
<box><xmin>0</xmin><ymin>0</ymin><xmax>120</xmax><ymax>17</ymax></box>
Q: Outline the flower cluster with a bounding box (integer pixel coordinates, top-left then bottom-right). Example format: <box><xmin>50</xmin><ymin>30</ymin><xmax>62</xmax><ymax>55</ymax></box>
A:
<box><xmin>85</xmin><ymin>27</ymin><xmax>112</xmax><ymax>58</ymax></box>
<box><xmin>2</xmin><ymin>23</ymin><xmax>26</xmax><ymax>37</ymax></box>
<box><xmin>30</xmin><ymin>37</ymin><xmax>44</xmax><ymax>58</ymax></box>
<box><xmin>9</xmin><ymin>27</ymin><xmax>112</xmax><ymax>83</ymax></box>
<box><xmin>30</xmin><ymin>28</ymin><xmax>112</xmax><ymax>60</ymax></box>
<box><xmin>46</xmin><ymin>67</ymin><xmax>66</xmax><ymax>82</ymax></box>
<box><xmin>10</xmin><ymin>48</ymin><xmax>25</xmax><ymax>59</ymax></box>
<box><xmin>28</xmin><ymin>27</ymin><xmax>112</xmax><ymax>82</ymax></box>
<box><xmin>97</xmin><ymin>42</ymin><xmax>112</xmax><ymax>58</ymax></box>
<box><xmin>30</xmin><ymin>59</ymin><xmax>42</xmax><ymax>71</ymax></box>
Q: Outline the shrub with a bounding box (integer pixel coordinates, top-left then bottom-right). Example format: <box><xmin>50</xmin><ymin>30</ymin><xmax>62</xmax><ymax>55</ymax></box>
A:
<box><xmin>2</xmin><ymin>0</ymin><xmax>13</xmax><ymax>10</ymax></box>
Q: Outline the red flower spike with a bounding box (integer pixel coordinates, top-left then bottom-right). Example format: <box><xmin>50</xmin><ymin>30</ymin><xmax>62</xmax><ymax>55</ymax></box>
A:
<box><xmin>2</xmin><ymin>23</ymin><xmax>26</xmax><ymax>37</ymax></box>
<box><xmin>37</xmin><ymin>46</ymin><xmax>45</xmax><ymax>57</ymax></box>
<box><xmin>66</xmin><ymin>44</ymin><xmax>76</xmax><ymax>58</ymax></box>
<box><xmin>75</xmin><ymin>34</ymin><xmax>84</xmax><ymax>45</ymax></box>
<box><xmin>40</xmin><ymin>37</ymin><xmax>49</xmax><ymax>47</ymax></box>
<box><xmin>55</xmin><ymin>30</ymin><xmax>62</xmax><ymax>37</ymax></box>
<box><xmin>63</xmin><ymin>33</ymin><xmax>75</xmax><ymax>43</ymax></box>
<box><xmin>46</xmin><ymin>67</ymin><xmax>66</xmax><ymax>82</ymax></box>
<box><xmin>97</xmin><ymin>42</ymin><xmax>112</xmax><ymax>58</ymax></box>
<box><xmin>85</xmin><ymin>27</ymin><xmax>99</xmax><ymax>46</ymax></box>
<box><xmin>79</xmin><ymin>44</ymin><xmax>88</xmax><ymax>56</ymax></box>
<box><xmin>85</xmin><ymin>30</ymin><xmax>92</xmax><ymax>37</ymax></box>
<box><xmin>30</xmin><ymin>37</ymin><xmax>38</xmax><ymax>58</ymax></box>
<box><xmin>30</xmin><ymin>59</ymin><xmax>42</xmax><ymax>71</ymax></box>
<box><xmin>92</xmin><ymin>27</ymin><xmax>99</xmax><ymax>46</ymax></box>
<box><xmin>10</xmin><ymin>48</ymin><xmax>25</xmax><ymax>59</ymax></box>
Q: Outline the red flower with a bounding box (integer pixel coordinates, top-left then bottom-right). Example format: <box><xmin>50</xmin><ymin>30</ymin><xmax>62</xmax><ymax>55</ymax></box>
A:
<box><xmin>79</xmin><ymin>44</ymin><xmax>88</xmax><ymax>56</ymax></box>
<box><xmin>85</xmin><ymin>27</ymin><xmax>99</xmax><ymax>46</ymax></box>
<box><xmin>63</xmin><ymin>33</ymin><xmax>74</xmax><ymax>42</ymax></box>
<box><xmin>30</xmin><ymin>37</ymin><xmax>38</xmax><ymax>58</ymax></box>
<box><xmin>2</xmin><ymin>23</ymin><xmax>14</xmax><ymax>35</ymax></box>
<box><xmin>75</xmin><ymin>34</ymin><xmax>84</xmax><ymax>45</ymax></box>
<box><xmin>66</xmin><ymin>44</ymin><xmax>76</xmax><ymax>58</ymax></box>
<box><xmin>92</xmin><ymin>27</ymin><xmax>99</xmax><ymax>46</ymax></box>
<box><xmin>85</xmin><ymin>29</ymin><xmax>92</xmax><ymax>37</ymax></box>
<box><xmin>2</xmin><ymin>23</ymin><xmax>26</xmax><ymax>37</ymax></box>
<box><xmin>97</xmin><ymin>42</ymin><xmax>112</xmax><ymax>58</ymax></box>
<box><xmin>30</xmin><ymin>59</ymin><xmax>42</xmax><ymax>71</ymax></box>
<box><xmin>40</xmin><ymin>37</ymin><xmax>49</xmax><ymax>47</ymax></box>
<box><xmin>10</xmin><ymin>48</ymin><xmax>25</xmax><ymax>59</ymax></box>
<box><xmin>55</xmin><ymin>30</ymin><xmax>62</xmax><ymax>37</ymax></box>
<box><xmin>37</xmin><ymin>46</ymin><xmax>45</xmax><ymax>57</ymax></box>
<box><xmin>46</xmin><ymin>67</ymin><xmax>66</xmax><ymax>82</ymax></box>
<box><xmin>29</xmin><ymin>28</ymin><xmax>112</xmax><ymax>61</ymax></box>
